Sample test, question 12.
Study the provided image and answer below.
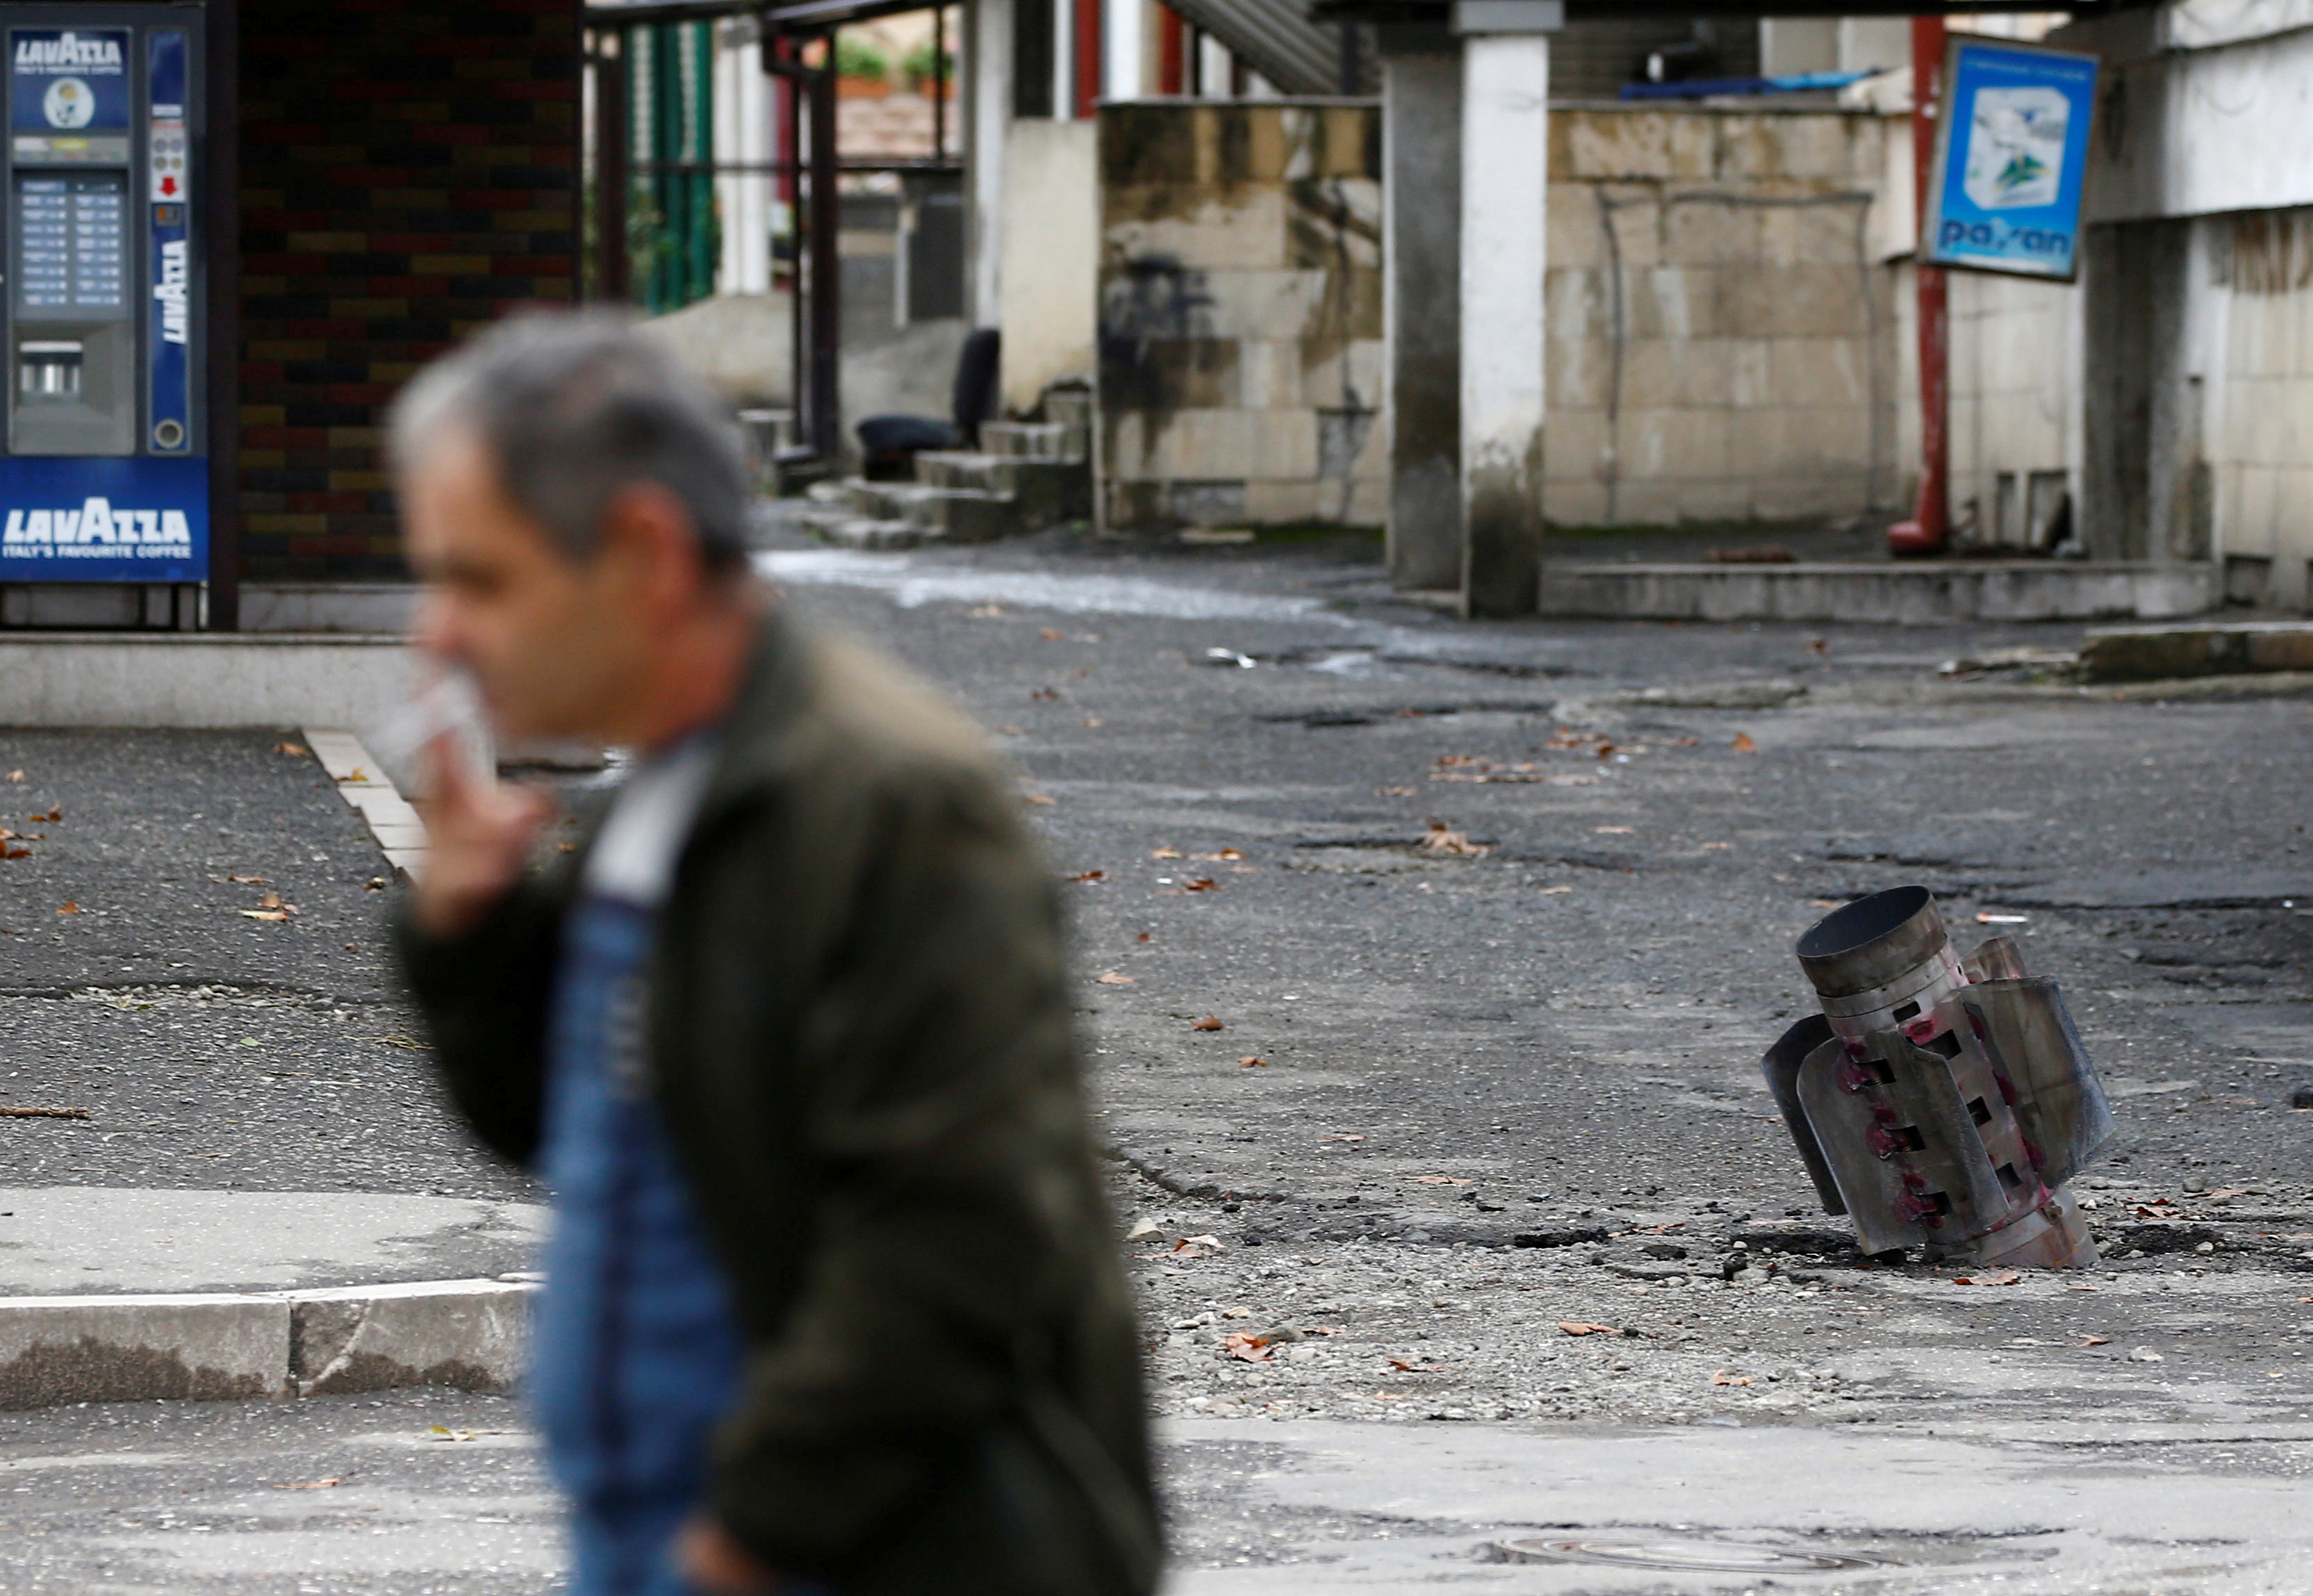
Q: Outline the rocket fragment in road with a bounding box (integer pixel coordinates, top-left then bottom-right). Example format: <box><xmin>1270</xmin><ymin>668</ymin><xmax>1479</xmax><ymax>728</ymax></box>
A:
<box><xmin>1761</xmin><ymin>887</ymin><xmax>2115</xmax><ymax>1269</ymax></box>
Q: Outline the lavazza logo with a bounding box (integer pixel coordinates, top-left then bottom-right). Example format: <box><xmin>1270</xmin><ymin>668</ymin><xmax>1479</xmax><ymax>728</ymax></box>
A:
<box><xmin>15</xmin><ymin>33</ymin><xmax>124</xmax><ymax>74</ymax></box>
<box><xmin>154</xmin><ymin>238</ymin><xmax>188</xmax><ymax>343</ymax></box>
<box><xmin>2</xmin><ymin>498</ymin><xmax>193</xmax><ymax>559</ymax></box>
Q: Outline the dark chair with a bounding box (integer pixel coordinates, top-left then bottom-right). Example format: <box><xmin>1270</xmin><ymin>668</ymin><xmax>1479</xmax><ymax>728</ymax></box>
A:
<box><xmin>856</xmin><ymin>327</ymin><xmax>1001</xmax><ymax>479</ymax></box>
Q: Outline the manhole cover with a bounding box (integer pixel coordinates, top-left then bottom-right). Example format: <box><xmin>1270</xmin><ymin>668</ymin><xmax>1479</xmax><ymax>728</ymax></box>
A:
<box><xmin>1489</xmin><ymin>1536</ymin><xmax>1879</xmax><ymax>1573</ymax></box>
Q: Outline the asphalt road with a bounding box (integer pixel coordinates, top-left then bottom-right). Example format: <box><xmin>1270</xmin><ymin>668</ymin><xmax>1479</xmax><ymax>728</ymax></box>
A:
<box><xmin>3</xmin><ymin>527</ymin><xmax>2311</xmax><ymax>1590</ymax></box>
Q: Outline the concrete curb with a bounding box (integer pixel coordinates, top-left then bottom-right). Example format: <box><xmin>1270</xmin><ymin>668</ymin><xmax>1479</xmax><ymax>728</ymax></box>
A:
<box><xmin>306</xmin><ymin>726</ymin><xmax>429</xmax><ymax>877</ymax></box>
<box><xmin>0</xmin><ymin>632</ymin><xmax>414</xmax><ymax>728</ymax></box>
<box><xmin>0</xmin><ymin>1278</ymin><xmax>536</xmax><ymax>1411</ymax></box>
<box><xmin>1537</xmin><ymin>560</ymin><xmax>2219</xmax><ymax>624</ymax></box>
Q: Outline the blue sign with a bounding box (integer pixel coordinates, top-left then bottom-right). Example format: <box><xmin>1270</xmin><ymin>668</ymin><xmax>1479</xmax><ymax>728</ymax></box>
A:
<box><xmin>9</xmin><ymin>28</ymin><xmax>129</xmax><ymax>134</ymax></box>
<box><xmin>147</xmin><ymin>31</ymin><xmax>192</xmax><ymax>452</ymax></box>
<box><xmin>1922</xmin><ymin>40</ymin><xmax>2098</xmax><ymax>281</ymax></box>
<box><xmin>0</xmin><ymin>456</ymin><xmax>206</xmax><ymax>582</ymax></box>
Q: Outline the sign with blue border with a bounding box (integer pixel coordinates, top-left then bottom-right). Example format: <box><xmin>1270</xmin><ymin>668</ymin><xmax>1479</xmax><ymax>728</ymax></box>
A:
<box><xmin>0</xmin><ymin>456</ymin><xmax>206</xmax><ymax>582</ymax></box>
<box><xmin>9</xmin><ymin>28</ymin><xmax>129</xmax><ymax>134</ymax></box>
<box><xmin>1922</xmin><ymin>40</ymin><xmax>2098</xmax><ymax>281</ymax></box>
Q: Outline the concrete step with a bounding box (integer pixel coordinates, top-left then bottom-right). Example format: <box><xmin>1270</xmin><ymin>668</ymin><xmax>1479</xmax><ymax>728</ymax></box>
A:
<box><xmin>787</xmin><ymin>502</ymin><xmax>939</xmax><ymax>551</ymax></box>
<box><xmin>1042</xmin><ymin>387</ymin><xmax>1092</xmax><ymax>433</ymax></box>
<box><xmin>841</xmin><ymin>479</ymin><xmax>1010</xmax><ymax>543</ymax></box>
<box><xmin>981</xmin><ymin>420</ymin><xmax>1085</xmax><ymax>466</ymax></box>
<box><xmin>1536</xmin><ymin>561</ymin><xmax>2219</xmax><ymax>625</ymax></box>
<box><xmin>914</xmin><ymin>451</ymin><xmax>1091</xmax><ymax>529</ymax></box>
<box><xmin>2080</xmin><ymin>620</ymin><xmax>2313</xmax><ymax>682</ymax></box>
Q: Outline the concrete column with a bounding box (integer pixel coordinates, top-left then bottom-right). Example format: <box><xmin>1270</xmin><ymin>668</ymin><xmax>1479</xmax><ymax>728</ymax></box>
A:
<box><xmin>1456</xmin><ymin>5</ymin><xmax>1553</xmax><ymax>618</ymax></box>
<box><xmin>966</xmin><ymin>0</ymin><xmax>1014</xmax><ymax>328</ymax></box>
<box><xmin>1381</xmin><ymin>27</ymin><xmax>1462</xmax><ymax>595</ymax></box>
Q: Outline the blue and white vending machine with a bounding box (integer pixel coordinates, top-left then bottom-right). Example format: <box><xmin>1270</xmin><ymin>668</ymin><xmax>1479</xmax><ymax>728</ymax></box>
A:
<box><xmin>0</xmin><ymin>8</ymin><xmax>204</xmax><ymax>626</ymax></box>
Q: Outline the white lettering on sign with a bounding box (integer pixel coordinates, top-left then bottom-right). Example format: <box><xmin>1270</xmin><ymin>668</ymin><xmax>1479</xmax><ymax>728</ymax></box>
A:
<box><xmin>3</xmin><ymin>499</ymin><xmax>192</xmax><ymax>556</ymax></box>
<box><xmin>14</xmin><ymin>33</ymin><xmax>124</xmax><ymax>74</ymax></box>
<box><xmin>154</xmin><ymin>238</ymin><xmax>188</xmax><ymax>343</ymax></box>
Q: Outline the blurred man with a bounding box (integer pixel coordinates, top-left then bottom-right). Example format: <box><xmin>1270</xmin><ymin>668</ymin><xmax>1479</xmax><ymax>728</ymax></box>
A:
<box><xmin>390</xmin><ymin>312</ymin><xmax>1157</xmax><ymax>1596</ymax></box>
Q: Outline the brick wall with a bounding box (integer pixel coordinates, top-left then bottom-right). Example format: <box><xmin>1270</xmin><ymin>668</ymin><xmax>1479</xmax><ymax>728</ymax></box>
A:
<box><xmin>237</xmin><ymin>0</ymin><xmax>579</xmax><ymax>581</ymax></box>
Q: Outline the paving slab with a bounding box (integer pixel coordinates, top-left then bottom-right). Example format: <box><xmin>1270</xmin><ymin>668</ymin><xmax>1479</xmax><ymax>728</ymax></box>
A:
<box><xmin>0</xmin><ymin>1188</ymin><xmax>545</xmax><ymax>1297</ymax></box>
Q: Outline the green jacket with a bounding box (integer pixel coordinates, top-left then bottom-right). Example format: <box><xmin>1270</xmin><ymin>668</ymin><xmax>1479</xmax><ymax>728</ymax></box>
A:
<box><xmin>397</xmin><ymin>610</ymin><xmax>1159</xmax><ymax>1595</ymax></box>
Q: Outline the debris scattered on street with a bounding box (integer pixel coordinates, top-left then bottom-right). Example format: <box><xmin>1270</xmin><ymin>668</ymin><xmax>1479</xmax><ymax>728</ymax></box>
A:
<box><xmin>1095</xmin><ymin>971</ymin><xmax>1137</xmax><ymax>986</ymax></box>
<box><xmin>1192</xmin><ymin>1015</ymin><xmax>1224</xmax><ymax>1031</ymax></box>
<box><xmin>0</xmin><ymin>1105</ymin><xmax>90</xmax><ymax>1119</ymax></box>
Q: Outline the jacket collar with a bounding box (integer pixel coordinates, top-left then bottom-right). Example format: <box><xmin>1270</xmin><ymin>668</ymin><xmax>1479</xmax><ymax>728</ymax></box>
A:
<box><xmin>690</xmin><ymin>600</ymin><xmax>816</xmax><ymax>832</ymax></box>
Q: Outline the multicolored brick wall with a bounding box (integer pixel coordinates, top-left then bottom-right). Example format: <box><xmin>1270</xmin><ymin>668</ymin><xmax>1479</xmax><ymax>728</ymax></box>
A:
<box><xmin>237</xmin><ymin>0</ymin><xmax>580</xmax><ymax>581</ymax></box>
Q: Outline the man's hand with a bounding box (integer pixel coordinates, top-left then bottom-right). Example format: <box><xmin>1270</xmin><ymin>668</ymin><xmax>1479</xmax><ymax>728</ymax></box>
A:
<box><xmin>676</xmin><ymin>1514</ymin><xmax>782</xmax><ymax>1594</ymax></box>
<box><xmin>409</xmin><ymin>731</ymin><xmax>552</xmax><ymax>938</ymax></box>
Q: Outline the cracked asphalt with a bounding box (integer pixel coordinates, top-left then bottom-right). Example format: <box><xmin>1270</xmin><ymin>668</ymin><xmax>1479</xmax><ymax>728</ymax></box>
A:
<box><xmin>4</xmin><ymin>527</ymin><xmax>2312</xmax><ymax>1590</ymax></box>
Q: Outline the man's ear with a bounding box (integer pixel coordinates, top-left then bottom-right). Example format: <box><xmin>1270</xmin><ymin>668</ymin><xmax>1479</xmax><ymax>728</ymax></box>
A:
<box><xmin>597</xmin><ymin>482</ymin><xmax>707</xmax><ymax>611</ymax></box>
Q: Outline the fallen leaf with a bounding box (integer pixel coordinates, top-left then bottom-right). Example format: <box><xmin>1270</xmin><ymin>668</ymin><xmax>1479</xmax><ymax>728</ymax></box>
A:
<box><xmin>1191</xmin><ymin>1015</ymin><xmax>1224</xmax><ymax>1032</ymax></box>
<box><xmin>1559</xmin><ymin>1322</ymin><xmax>1620</xmax><ymax>1337</ymax></box>
<box><xmin>1376</xmin><ymin>787</ymin><xmax>1415</xmax><ymax>796</ymax></box>
<box><xmin>1809</xmin><ymin>898</ymin><xmax>1843</xmax><ymax>909</ymax></box>
<box><xmin>1069</xmin><ymin>869</ymin><xmax>1108</xmax><ymax>883</ymax></box>
<box><xmin>333</xmin><ymin>770</ymin><xmax>367</xmax><ymax>785</ymax></box>
<box><xmin>1094</xmin><ymin>971</ymin><xmax>1137</xmax><ymax>986</ymax></box>
<box><xmin>56</xmin><ymin>901</ymin><xmax>78</xmax><ymax>915</ymax></box>
<box><xmin>3</xmin><ymin>770</ymin><xmax>19</xmax><ymax>782</ymax></box>
<box><xmin>1731</xmin><ymin>734</ymin><xmax>1757</xmax><ymax>753</ymax></box>
<box><xmin>429</xmin><ymin>1426</ymin><xmax>480</xmax><ymax>1441</ymax></box>
<box><xmin>274</xmin><ymin>741</ymin><xmax>310</xmax><ymax>757</ymax></box>
<box><xmin>2206</xmin><ymin>1188</ymin><xmax>2250</xmax><ymax>1201</ymax></box>
<box><xmin>2077</xmin><ymin>1335</ymin><xmax>2112</xmax><ymax>1347</ymax></box>
<box><xmin>1193</xmin><ymin>848</ymin><xmax>1246</xmax><ymax>862</ymax></box>
<box><xmin>1181</xmin><ymin>877</ymin><xmax>1219</xmax><ymax>892</ymax></box>
<box><xmin>0</xmin><ymin>1105</ymin><xmax>90</xmax><ymax>1119</ymax></box>
<box><xmin>1538</xmin><ymin>885</ymin><xmax>1573</xmax><ymax>895</ymax></box>
<box><xmin>1039</xmin><ymin>628</ymin><xmax>1065</xmax><ymax>641</ymax></box>
<box><xmin>1137</xmin><ymin>931</ymin><xmax>1153</xmax><ymax>943</ymax></box>
<box><xmin>0</xmin><ymin>845</ymin><xmax>26</xmax><ymax>861</ymax></box>
<box><xmin>28</xmin><ymin>807</ymin><xmax>60</xmax><ymax>823</ymax></box>
<box><xmin>226</xmin><ymin>874</ymin><xmax>270</xmax><ymax>885</ymax></box>
<box><xmin>1126</xmin><ymin>1218</ymin><xmax>1161</xmax><ymax>1240</ymax></box>
<box><xmin>1593</xmin><ymin>825</ymin><xmax>1633</xmax><ymax>834</ymax></box>
<box><xmin>1151</xmin><ymin>847</ymin><xmax>1183</xmax><ymax>859</ymax></box>
<box><xmin>1711</xmin><ymin>1368</ymin><xmax>1752</xmax><ymax>1386</ymax></box>
<box><xmin>272</xmin><ymin>1477</ymin><xmax>340</xmax><ymax>1490</ymax></box>
<box><xmin>240</xmin><ymin>910</ymin><xmax>291</xmax><ymax>923</ymax></box>
<box><xmin>2065</xmin><ymin>1283</ymin><xmax>2102</xmax><ymax>1292</ymax></box>
<box><xmin>1238</xmin><ymin>1055</ymin><xmax>1268</xmax><ymax>1068</ymax></box>
<box><xmin>1423</xmin><ymin>824</ymin><xmax>1490</xmax><ymax>856</ymax></box>
<box><xmin>1223</xmin><ymin>1333</ymin><xmax>1273</xmax><ymax>1362</ymax></box>
<box><xmin>1952</xmin><ymin>1272</ymin><xmax>2021</xmax><ymax>1287</ymax></box>
<box><xmin>1413</xmin><ymin>1175</ymin><xmax>1472</xmax><ymax>1186</ymax></box>
<box><xmin>1030</xmin><ymin>687</ymin><xmax>1061</xmax><ymax>702</ymax></box>
<box><xmin>257</xmin><ymin>892</ymin><xmax>287</xmax><ymax>910</ymax></box>
<box><xmin>969</xmin><ymin>603</ymin><xmax>1004</xmax><ymax>618</ymax></box>
<box><xmin>1021</xmin><ymin>793</ymin><xmax>1056</xmax><ymax>806</ymax></box>
<box><xmin>1387</xmin><ymin>1357</ymin><xmax>1442</xmax><ymax>1372</ymax></box>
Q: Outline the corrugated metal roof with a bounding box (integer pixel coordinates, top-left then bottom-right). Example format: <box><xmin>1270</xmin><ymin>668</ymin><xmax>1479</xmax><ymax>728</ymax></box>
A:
<box><xmin>1166</xmin><ymin>0</ymin><xmax>1351</xmax><ymax>94</ymax></box>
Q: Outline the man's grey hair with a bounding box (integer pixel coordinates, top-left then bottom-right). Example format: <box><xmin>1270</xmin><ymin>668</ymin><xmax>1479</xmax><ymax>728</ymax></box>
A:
<box><xmin>389</xmin><ymin>309</ymin><xmax>750</xmax><ymax>574</ymax></box>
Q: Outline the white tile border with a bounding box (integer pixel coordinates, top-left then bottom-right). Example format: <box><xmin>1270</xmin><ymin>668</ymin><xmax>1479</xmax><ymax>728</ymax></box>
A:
<box><xmin>303</xmin><ymin>727</ymin><xmax>428</xmax><ymax>878</ymax></box>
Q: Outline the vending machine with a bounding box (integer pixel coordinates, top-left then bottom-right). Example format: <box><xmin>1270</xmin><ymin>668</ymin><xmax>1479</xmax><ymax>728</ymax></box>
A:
<box><xmin>0</xmin><ymin>7</ymin><xmax>204</xmax><ymax>627</ymax></box>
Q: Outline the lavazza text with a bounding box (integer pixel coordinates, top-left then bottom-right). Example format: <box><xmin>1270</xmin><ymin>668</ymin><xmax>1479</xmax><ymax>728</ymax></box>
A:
<box><xmin>0</xmin><ymin>498</ymin><xmax>194</xmax><ymax>559</ymax></box>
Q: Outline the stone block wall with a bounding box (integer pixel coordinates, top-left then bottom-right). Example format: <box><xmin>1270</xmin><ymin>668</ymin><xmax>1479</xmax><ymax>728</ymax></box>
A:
<box><xmin>1096</xmin><ymin>102</ymin><xmax>1385</xmax><ymax>532</ymax></box>
<box><xmin>2213</xmin><ymin>206</ymin><xmax>2313</xmax><ymax>607</ymax></box>
<box><xmin>238</xmin><ymin>0</ymin><xmax>581</xmax><ymax>580</ymax></box>
<box><xmin>1542</xmin><ymin>105</ymin><xmax>1900</xmax><ymax>529</ymax></box>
